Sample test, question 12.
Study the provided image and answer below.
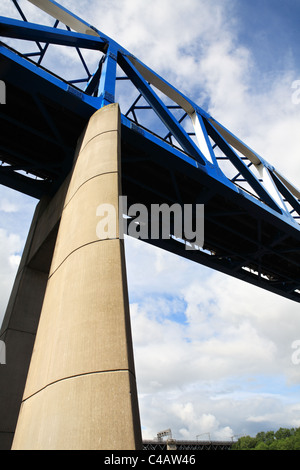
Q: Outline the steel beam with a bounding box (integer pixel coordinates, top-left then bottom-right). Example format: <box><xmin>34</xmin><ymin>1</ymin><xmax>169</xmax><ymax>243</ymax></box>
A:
<box><xmin>118</xmin><ymin>54</ymin><xmax>207</xmax><ymax>166</ymax></box>
<box><xmin>0</xmin><ymin>16</ymin><xmax>107</xmax><ymax>50</ymax></box>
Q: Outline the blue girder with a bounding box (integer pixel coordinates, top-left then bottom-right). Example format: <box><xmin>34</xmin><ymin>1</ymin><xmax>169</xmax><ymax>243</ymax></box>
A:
<box><xmin>0</xmin><ymin>15</ymin><xmax>108</xmax><ymax>50</ymax></box>
<box><xmin>1</xmin><ymin>0</ymin><xmax>300</xmax><ymax>301</ymax></box>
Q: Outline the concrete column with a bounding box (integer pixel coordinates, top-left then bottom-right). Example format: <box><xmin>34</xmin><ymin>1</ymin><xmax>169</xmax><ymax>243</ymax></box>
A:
<box><xmin>0</xmin><ymin>176</ymin><xmax>68</xmax><ymax>450</ymax></box>
<box><xmin>12</xmin><ymin>103</ymin><xmax>142</xmax><ymax>450</ymax></box>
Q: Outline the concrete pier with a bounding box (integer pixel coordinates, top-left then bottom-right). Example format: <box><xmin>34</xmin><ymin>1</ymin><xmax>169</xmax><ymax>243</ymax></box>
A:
<box><xmin>0</xmin><ymin>103</ymin><xmax>142</xmax><ymax>450</ymax></box>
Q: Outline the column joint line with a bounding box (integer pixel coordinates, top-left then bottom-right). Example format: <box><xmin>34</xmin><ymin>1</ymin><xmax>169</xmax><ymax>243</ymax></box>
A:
<box><xmin>22</xmin><ymin>368</ymin><xmax>137</xmax><ymax>404</ymax></box>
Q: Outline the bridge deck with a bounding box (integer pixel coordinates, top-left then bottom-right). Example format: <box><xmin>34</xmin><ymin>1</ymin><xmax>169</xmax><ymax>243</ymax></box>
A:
<box><xmin>142</xmin><ymin>439</ymin><xmax>233</xmax><ymax>450</ymax></box>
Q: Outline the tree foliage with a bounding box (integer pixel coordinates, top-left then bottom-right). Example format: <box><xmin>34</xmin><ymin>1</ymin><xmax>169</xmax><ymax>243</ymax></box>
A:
<box><xmin>232</xmin><ymin>427</ymin><xmax>300</xmax><ymax>450</ymax></box>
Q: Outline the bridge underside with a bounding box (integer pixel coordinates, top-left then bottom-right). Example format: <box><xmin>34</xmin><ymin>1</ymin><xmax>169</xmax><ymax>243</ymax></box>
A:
<box><xmin>1</xmin><ymin>45</ymin><xmax>300</xmax><ymax>302</ymax></box>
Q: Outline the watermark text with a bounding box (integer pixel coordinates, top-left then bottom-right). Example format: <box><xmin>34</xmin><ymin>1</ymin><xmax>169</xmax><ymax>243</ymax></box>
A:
<box><xmin>0</xmin><ymin>340</ymin><xmax>6</xmax><ymax>365</ymax></box>
<box><xmin>291</xmin><ymin>80</ymin><xmax>300</xmax><ymax>105</ymax></box>
<box><xmin>96</xmin><ymin>196</ymin><xmax>204</xmax><ymax>250</ymax></box>
<box><xmin>291</xmin><ymin>340</ymin><xmax>300</xmax><ymax>365</ymax></box>
<box><xmin>0</xmin><ymin>80</ymin><xmax>6</xmax><ymax>105</ymax></box>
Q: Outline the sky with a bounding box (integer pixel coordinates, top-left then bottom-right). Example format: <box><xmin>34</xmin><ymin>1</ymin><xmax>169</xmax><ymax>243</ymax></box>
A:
<box><xmin>1</xmin><ymin>0</ymin><xmax>300</xmax><ymax>442</ymax></box>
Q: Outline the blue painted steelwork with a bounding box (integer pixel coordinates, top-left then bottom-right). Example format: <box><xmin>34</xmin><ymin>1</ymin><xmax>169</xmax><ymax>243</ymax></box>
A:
<box><xmin>118</xmin><ymin>54</ymin><xmax>207</xmax><ymax>167</ymax></box>
<box><xmin>0</xmin><ymin>15</ymin><xmax>107</xmax><ymax>49</ymax></box>
<box><xmin>0</xmin><ymin>0</ymin><xmax>300</xmax><ymax>301</ymax></box>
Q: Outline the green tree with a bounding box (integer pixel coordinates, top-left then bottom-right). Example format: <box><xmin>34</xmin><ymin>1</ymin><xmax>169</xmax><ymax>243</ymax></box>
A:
<box><xmin>268</xmin><ymin>439</ymin><xmax>281</xmax><ymax>450</ymax></box>
<box><xmin>275</xmin><ymin>427</ymin><xmax>293</xmax><ymax>440</ymax></box>
<box><xmin>255</xmin><ymin>441</ymin><xmax>269</xmax><ymax>450</ymax></box>
<box><xmin>264</xmin><ymin>431</ymin><xmax>275</xmax><ymax>445</ymax></box>
<box><xmin>232</xmin><ymin>426</ymin><xmax>300</xmax><ymax>450</ymax></box>
<box><xmin>232</xmin><ymin>436</ymin><xmax>258</xmax><ymax>450</ymax></box>
<box><xmin>255</xmin><ymin>431</ymin><xmax>266</xmax><ymax>442</ymax></box>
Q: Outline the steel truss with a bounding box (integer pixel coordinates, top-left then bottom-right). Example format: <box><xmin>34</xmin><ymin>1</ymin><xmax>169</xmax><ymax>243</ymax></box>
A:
<box><xmin>1</xmin><ymin>0</ymin><xmax>300</xmax><ymax>301</ymax></box>
<box><xmin>142</xmin><ymin>440</ymin><xmax>233</xmax><ymax>451</ymax></box>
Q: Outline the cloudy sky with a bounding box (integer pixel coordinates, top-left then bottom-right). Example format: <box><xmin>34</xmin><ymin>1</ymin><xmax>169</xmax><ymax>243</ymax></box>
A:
<box><xmin>1</xmin><ymin>0</ymin><xmax>300</xmax><ymax>442</ymax></box>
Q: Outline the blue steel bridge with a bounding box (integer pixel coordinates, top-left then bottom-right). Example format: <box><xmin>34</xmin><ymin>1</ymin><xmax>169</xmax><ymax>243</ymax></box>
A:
<box><xmin>1</xmin><ymin>0</ymin><xmax>300</xmax><ymax>302</ymax></box>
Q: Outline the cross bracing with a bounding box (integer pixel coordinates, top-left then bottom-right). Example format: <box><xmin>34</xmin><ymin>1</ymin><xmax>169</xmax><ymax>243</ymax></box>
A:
<box><xmin>0</xmin><ymin>0</ymin><xmax>300</xmax><ymax>301</ymax></box>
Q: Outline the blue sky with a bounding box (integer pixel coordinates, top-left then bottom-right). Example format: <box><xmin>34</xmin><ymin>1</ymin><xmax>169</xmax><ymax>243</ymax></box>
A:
<box><xmin>1</xmin><ymin>0</ymin><xmax>300</xmax><ymax>442</ymax></box>
<box><xmin>236</xmin><ymin>0</ymin><xmax>300</xmax><ymax>70</ymax></box>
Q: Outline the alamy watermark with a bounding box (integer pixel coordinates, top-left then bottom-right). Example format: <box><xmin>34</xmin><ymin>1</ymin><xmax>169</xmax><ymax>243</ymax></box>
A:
<box><xmin>0</xmin><ymin>80</ymin><xmax>6</xmax><ymax>105</ymax></box>
<box><xmin>291</xmin><ymin>340</ymin><xmax>300</xmax><ymax>365</ymax></box>
<box><xmin>0</xmin><ymin>340</ymin><xmax>6</xmax><ymax>365</ymax></box>
<box><xmin>291</xmin><ymin>80</ymin><xmax>300</xmax><ymax>105</ymax></box>
<box><xmin>96</xmin><ymin>196</ymin><xmax>204</xmax><ymax>250</ymax></box>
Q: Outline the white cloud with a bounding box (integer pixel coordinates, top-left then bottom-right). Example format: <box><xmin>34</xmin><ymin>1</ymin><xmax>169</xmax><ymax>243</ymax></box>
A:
<box><xmin>0</xmin><ymin>198</ymin><xmax>18</xmax><ymax>213</ymax></box>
